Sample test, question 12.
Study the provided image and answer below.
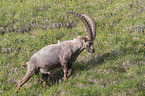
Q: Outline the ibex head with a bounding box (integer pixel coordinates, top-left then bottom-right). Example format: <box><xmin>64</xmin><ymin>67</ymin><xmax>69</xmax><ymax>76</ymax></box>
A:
<box><xmin>84</xmin><ymin>37</ymin><xmax>95</xmax><ymax>53</ymax></box>
<box><xmin>66</xmin><ymin>11</ymin><xmax>96</xmax><ymax>53</ymax></box>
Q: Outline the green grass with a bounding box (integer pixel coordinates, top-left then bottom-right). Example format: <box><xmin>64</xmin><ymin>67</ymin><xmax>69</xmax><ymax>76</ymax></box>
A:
<box><xmin>0</xmin><ymin>0</ymin><xmax>145</xmax><ymax>96</ymax></box>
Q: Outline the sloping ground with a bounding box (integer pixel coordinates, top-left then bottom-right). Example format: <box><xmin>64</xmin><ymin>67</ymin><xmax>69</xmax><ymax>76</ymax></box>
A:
<box><xmin>0</xmin><ymin>0</ymin><xmax>145</xmax><ymax>95</ymax></box>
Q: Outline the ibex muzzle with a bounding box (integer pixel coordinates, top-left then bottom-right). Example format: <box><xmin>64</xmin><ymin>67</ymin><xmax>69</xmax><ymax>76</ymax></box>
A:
<box><xmin>87</xmin><ymin>42</ymin><xmax>95</xmax><ymax>53</ymax></box>
<box><xmin>15</xmin><ymin>11</ymin><xmax>96</xmax><ymax>93</ymax></box>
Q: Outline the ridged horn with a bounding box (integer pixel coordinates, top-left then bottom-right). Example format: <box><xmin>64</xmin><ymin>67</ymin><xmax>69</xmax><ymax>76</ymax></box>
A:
<box><xmin>66</xmin><ymin>11</ymin><xmax>93</xmax><ymax>41</ymax></box>
<box><xmin>81</xmin><ymin>14</ymin><xmax>96</xmax><ymax>40</ymax></box>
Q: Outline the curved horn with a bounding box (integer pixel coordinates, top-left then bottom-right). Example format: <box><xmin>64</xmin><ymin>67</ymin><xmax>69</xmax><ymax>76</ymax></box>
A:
<box><xmin>66</xmin><ymin>11</ymin><xmax>93</xmax><ymax>41</ymax></box>
<box><xmin>81</xmin><ymin>14</ymin><xmax>96</xmax><ymax>40</ymax></box>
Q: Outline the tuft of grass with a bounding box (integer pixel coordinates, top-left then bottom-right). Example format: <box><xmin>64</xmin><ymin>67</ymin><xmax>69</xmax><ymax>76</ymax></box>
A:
<box><xmin>0</xmin><ymin>0</ymin><xmax>145</xmax><ymax>95</ymax></box>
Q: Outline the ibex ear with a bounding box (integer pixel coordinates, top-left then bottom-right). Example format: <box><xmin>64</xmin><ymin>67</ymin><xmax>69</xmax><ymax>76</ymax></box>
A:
<box><xmin>77</xmin><ymin>36</ymin><xmax>89</xmax><ymax>42</ymax></box>
<box><xmin>77</xmin><ymin>36</ymin><xmax>82</xmax><ymax>39</ymax></box>
<box><xmin>77</xmin><ymin>36</ymin><xmax>86</xmax><ymax>39</ymax></box>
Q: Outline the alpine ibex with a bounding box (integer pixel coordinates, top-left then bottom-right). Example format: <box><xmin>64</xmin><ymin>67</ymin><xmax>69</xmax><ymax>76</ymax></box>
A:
<box><xmin>15</xmin><ymin>11</ymin><xmax>96</xmax><ymax>92</ymax></box>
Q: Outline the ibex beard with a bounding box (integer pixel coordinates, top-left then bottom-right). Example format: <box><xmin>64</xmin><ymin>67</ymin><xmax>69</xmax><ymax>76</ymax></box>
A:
<box><xmin>15</xmin><ymin>11</ymin><xmax>96</xmax><ymax>93</ymax></box>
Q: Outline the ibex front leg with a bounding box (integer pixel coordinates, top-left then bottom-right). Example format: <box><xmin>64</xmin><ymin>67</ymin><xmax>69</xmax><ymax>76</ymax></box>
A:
<box><xmin>41</xmin><ymin>74</ymin><xmax>49</xmax><ymax>87</ymax></box>
<box><xmin>63</xmin><ymin>65</ymin><xmax>68</xmax><ymax>81</ymax></box>
<box><xmin>61</xmin><ymin>63</ymin><xmax>68</xmax><ymax>81</ymax></box>
<box><xmin>67</xmin><ymin>64</ymin><xmax>72</xmax><ymax>77</ymax></box>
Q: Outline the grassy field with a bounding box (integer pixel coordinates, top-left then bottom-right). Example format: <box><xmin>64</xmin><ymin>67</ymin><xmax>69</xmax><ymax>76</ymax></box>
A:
<box><xmin>0</xmin><ymin>0</ymin><xmax>145</xmax><ymax>95</ymax></box>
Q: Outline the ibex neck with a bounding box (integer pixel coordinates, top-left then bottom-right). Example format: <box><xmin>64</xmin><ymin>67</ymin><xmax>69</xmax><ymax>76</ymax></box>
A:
<box><xmin>71</xmin><ymin>39</ymin><xmax>84</xmax><ymax>54</ymax></box>
<box><xmin>60</xmin><ymin>39</ymin><xmax>84</xmax><ymax>53</ymax></box>
<box><xmin>65</xmin><ymin>39</ymin><xmax>84</xmax><ymax>64</ymax></box>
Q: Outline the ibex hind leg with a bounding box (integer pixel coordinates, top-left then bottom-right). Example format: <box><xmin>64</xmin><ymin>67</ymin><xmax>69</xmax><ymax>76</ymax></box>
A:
<box><xmin>15</xmin><ymin>67</ymin><xmax>36</xmax><ymax>93</ymax></box>
<box><xmin>35</xmin><ymin>69</ymin><xmax>40</xmax><ymax>75</ymax></box>
<box><xmin>41</xmin><ymin>74</ymin><xmax>49</xmax><ymax>88</ymax></box>
<box><xmin>67</xmin><ymin>64</ymin><xmax>73</xmax><ymax>77</ymax></box>
<box><xmin>67</xmin><ymin>68</ymin><xmax>72</xmax><ymax>77</ymax></box>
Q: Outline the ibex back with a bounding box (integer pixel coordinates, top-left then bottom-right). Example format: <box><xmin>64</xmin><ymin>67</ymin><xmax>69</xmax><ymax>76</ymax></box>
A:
<box><xmin>15</xmin><ymin>11</ymin><xmax>96</xmax><ymax>92</ymax></box>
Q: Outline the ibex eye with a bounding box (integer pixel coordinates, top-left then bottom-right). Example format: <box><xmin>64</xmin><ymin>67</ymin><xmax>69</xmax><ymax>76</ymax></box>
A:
<box><xmin>86</xmin><ymin>43</ymin><xmax>90</xmax><ymax>46</ymax></box>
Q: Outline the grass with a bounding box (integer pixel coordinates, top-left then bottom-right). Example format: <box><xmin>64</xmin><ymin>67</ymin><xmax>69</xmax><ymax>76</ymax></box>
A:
<box><xmin>0</xmin><ymin>0</ymin><xmax>145</xmax><ymax>95</ymax></box>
